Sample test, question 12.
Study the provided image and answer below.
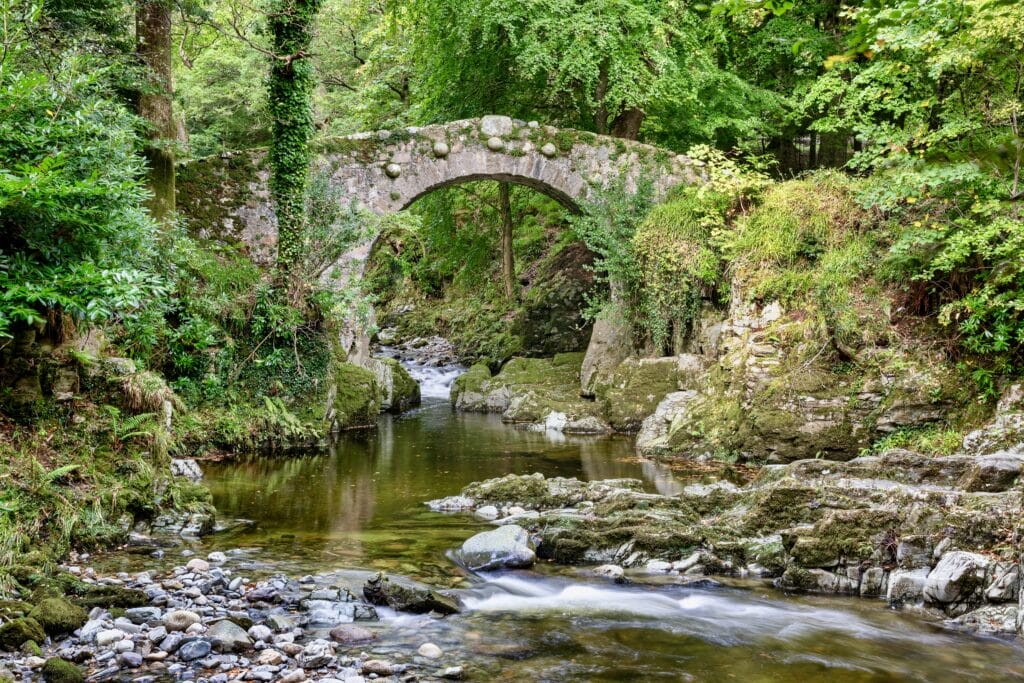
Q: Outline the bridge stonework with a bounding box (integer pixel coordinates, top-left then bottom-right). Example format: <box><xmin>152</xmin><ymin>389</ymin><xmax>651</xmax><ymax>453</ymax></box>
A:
<box><xmin>175</xmin><ymin>116</ymin><xmax>704</xmax><ymax>365</ymax></box>
<box><xmin>177</xmin><ymin>116</ymin><xmax>703</xmax><ymax>266</ymax></box>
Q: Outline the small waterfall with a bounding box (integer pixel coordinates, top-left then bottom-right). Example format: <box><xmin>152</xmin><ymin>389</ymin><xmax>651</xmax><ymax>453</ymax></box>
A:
<box><xmin>377</xmin><ymin>334</ymin><xmax>466</xmax><ymax>400</ymax></box>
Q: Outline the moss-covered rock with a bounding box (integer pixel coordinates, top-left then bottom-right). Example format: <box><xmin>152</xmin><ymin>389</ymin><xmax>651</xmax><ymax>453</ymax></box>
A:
<box><xmin>40</xmin><ymin>657</ymin><xmax>84</xmax><ymax>683</ymax></box>
<box><xmin>373</xmin><ymin>357</ymin><xmax>420</xmax><ymax>413</ymax></box>
<box><xmin>29</xmin><ymin>598</ymin><xmax>87</xmax><ymax>637</ymax></box>
<box><xmin>451</xmin><ymin>363</ymin><xmax>495</xmax><ymax>411</ymax></box>
<box><xmin>596</xmin><ymin>357</ymin><xmax>682</xmax><ymax>432</ymax></box>
<box><xmin>0</xmin><ymin>601</ymin><xmax>32</xmax><ymax>620</ymax></box>
<box><xmin>0</xmin><ymin>617</ymin><xmax>45</xmax><ymax>651</ymax></box>
<box><xmin>329</xmin><ymin>361</ymin><xmax>381</xmax><ymax>430</ymax></box>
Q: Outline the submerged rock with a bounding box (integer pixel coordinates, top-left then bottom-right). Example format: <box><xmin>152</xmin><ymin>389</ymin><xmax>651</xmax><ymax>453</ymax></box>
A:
<box><xmin>362</xmin><ymin>573</ymin><xmax>460</xmax><ymax>615</ymax></box>
<box><xmin>460</xmin><ymin>525</ymin><xmax>536</xmax><ymax>571</ymax></box>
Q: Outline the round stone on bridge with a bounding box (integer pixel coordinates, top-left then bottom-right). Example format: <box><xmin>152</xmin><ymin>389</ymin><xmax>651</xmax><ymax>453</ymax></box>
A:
<box><xmin>432</xmin><ymin>141</ymin><xmax>449</xmax><ymax>158</ymax></box>
<box><xmin>540</xmin><ymin>143</ymin><xmax>557</xmax><ymax>158</ymax></box>
<box><xmin>486</xmin><ymin>136</ymin><xmax>505</xmax><ymax>151</ymax></box>
<box><xmin>385</xmin><ymin>163</ymin><xmax>402</xmax><ymax>178</ymax></box>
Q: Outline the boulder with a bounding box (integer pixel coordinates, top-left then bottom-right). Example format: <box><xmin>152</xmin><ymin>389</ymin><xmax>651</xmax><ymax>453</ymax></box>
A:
<box><xmin>369</xmin><ymin>357</ymin><xmax>420</xmax><ymax>413</ymax></box>
<box><xmin>362</xmin><ymin>573</ymin><xmax>460</xmax><ymax>615</ymax></box>
<box><xmin>923</xmin><ymin>552</ymin><xmax>991</xmax><ymax>605</ymax></box>
<box><xmin>329</xmin><ymin>624</ymin><xmax>374</xmax><ymax>644</ymax></box>
<box><xmin>29</xmin><ymin>598</ymin><xmax>87</xmax><ymax>637</ymax></box>
<box><xmin>596</xmin><ymin>357</ymin><xmax>685</xmax><ymax>432</ymax></box>
<box><xmin>207</xmin><ymin>619</ymin><xmax>252</xmax><ymax>653</ymax></box>
<box><xmin>636</xmin><ymin>391</ymin><xmax>699</xmax><ymax>456</ymax></box>
<box><xmin>460</xmin><ymin>524</ymin><xmax>536</xmax><ymax>571</ymax></box>
<box><xmin>959</xmin><ymin>451</ymin><xmax>1024</xmax><ymax>492</ymax></box>
<box><xmin>40</xmin><ymin>658</ymin><xmax>83</xmax><ymax>683</ymax></box>
<box><xmin>887</xmin><ymin>568</ymin><xmax>931</xmax><ymax>604</ymax></box>
<box><xmin>0</xmin><ymin>617</ymin><xmax>45</xmax><ymax>651</ymax></box>
<box><xmin>580</xmin><ymin>309</ymin><xmax>633</xmax><ymax>397</ymax></box>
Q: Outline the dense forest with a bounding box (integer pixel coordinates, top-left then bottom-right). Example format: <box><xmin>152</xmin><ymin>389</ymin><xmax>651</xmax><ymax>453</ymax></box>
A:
<box><xmin>1</xmin><ymin>0</ymin><xmax>1023</xmax><ymax>681</ymax></box>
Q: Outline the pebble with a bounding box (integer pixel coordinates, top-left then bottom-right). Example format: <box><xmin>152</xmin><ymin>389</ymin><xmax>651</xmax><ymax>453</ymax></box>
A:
<box><xmin>207</xmin><ymin>551</ymin><xmax>228</xmax><ymax>563</ymax></box>
<box><xmin>165</xmin><ymin>609</ymin><xmax>202</xmax><ymax>632</ymax></box>
<box><xmin>186</xmin><ymin>558</ymin><xmax>210</xmax><ymax>572</ymax></box>
<box><xmin>177</xmin><ymin>639</ymin><xmax>212</xmax><ymax>661</ymax></box>
<box><xmin>96</xmin><ymin>629</ymin><xmax>126</xmax><ymax>647</ymax></box>
<box><xmin>417</xmin><ymin>643</ymin><xmax>443</xmax><ymax>659</ymax></box>
<box><xmin>118</xmin><ymin>651</ymin><xmax>143</xmax><ymax>668</ymax></box>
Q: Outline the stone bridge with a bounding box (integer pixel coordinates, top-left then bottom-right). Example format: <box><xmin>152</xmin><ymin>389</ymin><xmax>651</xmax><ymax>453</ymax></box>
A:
<box><xmin>176</xmin><ymin>115</ymin><xmax>704</xmax><ymax>366</ymax></box>
<box><xmin>177</xmin><ymin>115</ymin><xmax>703</xmax><ymax>265</ymax></box>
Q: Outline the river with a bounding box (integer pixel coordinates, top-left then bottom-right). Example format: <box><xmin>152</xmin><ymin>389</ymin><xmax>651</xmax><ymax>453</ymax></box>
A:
<box><xmin>100</xmin><ymin>355</ymin><xmax>1024</xmax><ymax>681</ymax></box>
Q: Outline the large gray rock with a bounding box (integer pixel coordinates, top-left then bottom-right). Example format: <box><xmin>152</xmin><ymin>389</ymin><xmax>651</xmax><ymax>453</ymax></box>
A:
<box><xmin>887</xmin><ymin>567</ymin><xmax>930</xmax><ymax>604</ymax></box>
<box><xmin>923</xmin><ymin>552</ymin><xmax>991</xmax><ymax>605</ymax></box>
<box><xmin>460</xmin><ymin>524</ymin><xmax>536</xmax><ymax>571</ymax></box>
<box><xmin>580</xmin><ymin>310</ymin><xmax>633</xmax><ymax>397</ymax></box>
<box><xmin>636</xmin><ymin>390</ymin><xmax>698</xmax><ymax>456</ymax></box>
<box><xmin>362</xmin><ymin>573</ymin><xmax>461</xmax><ymax>615</ymax></box>
<box><xmin>207</xmin><ymin>619</ymin><xmax>252</xmax><ymax>653</ymax></box>
<box><xmin>959</xmin><ymin>451</ymin><xmax>1024</xmax><ymax>492</ymax></box>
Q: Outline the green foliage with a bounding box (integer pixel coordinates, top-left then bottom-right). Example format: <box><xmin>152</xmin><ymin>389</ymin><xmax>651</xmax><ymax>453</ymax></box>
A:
<box><xmin>0</xmin><ymin>64</ymin><xmax>165</xmax><ymax>338</ymax></box>
<box><xmin>266</xmin><ymin>0</ymin><xmax>324</xmax><ymax>283</ymax></box>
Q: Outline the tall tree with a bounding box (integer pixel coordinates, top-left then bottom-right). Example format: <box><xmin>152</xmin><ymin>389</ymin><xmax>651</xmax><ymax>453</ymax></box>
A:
<box><xmin>137</xmin><ymin>0</ymin><xmax>176</xmax><ymax>224</ymax></box>
<box><xmin>266</xmin><ymin>0</ymin><xmax>323</xmax><ymax>295</ymax></box>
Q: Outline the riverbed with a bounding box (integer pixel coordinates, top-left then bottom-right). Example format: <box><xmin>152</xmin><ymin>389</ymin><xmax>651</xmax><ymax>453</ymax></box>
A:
<box><xmin>96</xmin><ymin>359</ymin><xmax>1024</xmax><ymax>681</ymax></box>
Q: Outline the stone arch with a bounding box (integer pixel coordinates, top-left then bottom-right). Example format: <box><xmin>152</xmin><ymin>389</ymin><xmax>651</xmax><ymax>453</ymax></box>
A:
<box><xmin>175</xmin><ymin>116</ymin><xmax>706</xmax><ymax>364</ymax></box>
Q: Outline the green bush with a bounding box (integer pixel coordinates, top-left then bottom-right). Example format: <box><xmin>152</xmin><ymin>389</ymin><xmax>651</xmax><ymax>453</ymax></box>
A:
<box><xmin>0</xmin><ymin>62</ymin><xmax>165</xmax><ymax>339</ymax></box>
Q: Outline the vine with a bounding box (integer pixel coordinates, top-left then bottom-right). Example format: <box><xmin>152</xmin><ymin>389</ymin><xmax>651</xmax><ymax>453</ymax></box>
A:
<box><xmin>266</xmin><ymin>0</ymin><xmax>323</xmax><ymax>297</ymax></box>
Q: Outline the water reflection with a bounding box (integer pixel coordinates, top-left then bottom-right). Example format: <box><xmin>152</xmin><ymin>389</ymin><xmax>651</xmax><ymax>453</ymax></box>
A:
<box><xmin>202</xmin><ymin>399</ymin><xmax>652</xmax><ymax>577</ymax></box>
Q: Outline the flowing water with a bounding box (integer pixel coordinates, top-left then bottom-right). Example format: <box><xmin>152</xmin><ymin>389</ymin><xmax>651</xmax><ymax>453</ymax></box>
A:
<box><xmin>103</xmin><ymin>356</ymin><xmax>1024</xmax><ymax>681</ymax></box>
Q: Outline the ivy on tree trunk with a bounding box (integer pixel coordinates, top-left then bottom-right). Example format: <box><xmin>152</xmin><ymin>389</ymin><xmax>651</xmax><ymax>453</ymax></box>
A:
<box><xmin>267</xmin><ymin>0</ymin><xmax>323</xmax><ymax>295</ymax></box>
<box><xmin>136</xmin><ymin>0</ymin><xmax>175</xmax><ymax>225</ymax></box>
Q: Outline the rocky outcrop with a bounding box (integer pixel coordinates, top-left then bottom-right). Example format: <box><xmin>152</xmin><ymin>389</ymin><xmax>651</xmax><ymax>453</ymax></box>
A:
<box><xmin>361</xmin><ymin>573</ymin><xmax>460</xmax><ymax>615</ymax></box>
<box><xmin>431</xmin><ymin>432</ymin><xmax>1024</xmax><ymax>636</ymax></box>
<box><xmin>633</xmin><ymin>301</ymin><xmax>969</xmax><ymax>462</ymax></box>
<box><xmin>451</xmin><ymin>353</ymin><xmax>612</xmax><ymax>433</ymax></box>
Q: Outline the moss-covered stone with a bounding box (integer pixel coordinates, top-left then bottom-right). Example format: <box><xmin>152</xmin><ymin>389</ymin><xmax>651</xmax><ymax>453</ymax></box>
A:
<box><xmin>330</xmin><ymin>362</ymin><xmax>381</xmax><ymax>430</ymax></box>
<box><xmin>29</xmin><ymin>598</ymin><xmax>87</xmax><ymax>637</ymax></box>
<box><xmin>40</xmin><ymin>657</ymin><xmax>84</xmax><ymax>683</ymax></box>
<box><xmin>0</xmin><ymin>601</ymin><xmax>32</xmax><ymax>620</ymax></box>
<box><xmin>380</xmin><ymin>357</ymin><xmax>420</xmax><ymax>413</ymax></box>
<box><xmin>0</xmin><ymin>617</ymin><xmax>45</xmax><ymax>651</ymax></box>
<box><xmin>597</xmin><ymin>357</ymin><xmax>681</xmax><ymax>432</ymax></box>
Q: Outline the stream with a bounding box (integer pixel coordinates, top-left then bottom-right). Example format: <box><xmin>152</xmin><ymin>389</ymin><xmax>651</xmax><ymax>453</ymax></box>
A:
<box><xmin>98</xmin><ymin>351</ymin><xmax>1024</xmax><ymax>681</ymax></box>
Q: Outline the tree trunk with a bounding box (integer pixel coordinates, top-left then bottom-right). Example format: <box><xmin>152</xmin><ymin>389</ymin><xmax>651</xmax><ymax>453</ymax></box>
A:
<box><xmin>267</xmin><ymin>0</ymin><xmax>323</xmax><ymax>298</ymax></box>
<box><xmin>499</xmin><ymin>182</ymin><xmax>515</xmax><ymax>300</ymax></box>
<box><xmin>610</xmin><ymin>107</ymin><xmax>645</xmax><ymax>140</ymax></box>
<box><xmin>136</xmin><ymin>0</ymin><xmax>175</xmax><ymax>225</ymax></box>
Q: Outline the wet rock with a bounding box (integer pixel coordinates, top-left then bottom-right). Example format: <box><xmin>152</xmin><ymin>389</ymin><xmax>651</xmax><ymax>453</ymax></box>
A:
<box><xmin>923</xmin><ymin>552</ymin><xmax>991</xmax><ymax>606</ymax></box>
<box><xmin>117</xmin><ymin>651</ymin><xmax>143</xmax><ymax>668</ymax></box>
<box><xmin>248</xmin><ymin>624</ymin><xmax>272</xmax><ymax>642</ymax></box>
<box><xmin>439</xmin><ymin>666</ymin><xmax>465</xmax><ymax>679</ymax></box>
<box><xmin>329</xmin><ymin>625</ymin><xmax>374</xmax><ymax>644</ymax></box>
<box><xmin>952</xmin><ymin>604</ymin><xmax>1019</xmax><ymax>635</ymax></box>
<box><xmin>297</xmin><ymin>639</ymin><xmax>334</xmax><ymax>668</ymax></box>
<box><xmin>177</xmin><ymin>638</ymin><xmax>212</xmax><ymax>661</ymax></box>
<box><xmin>361</xmin><ymin>659</ymin><xmax>394</xmax><ymax>676</ymax></box>
<box><xmin>207</xmin><ymin>551</ymin><xmax>228</xmax><ymax>563</ymax></box>
<box><xmin>207</xmin><ymin>619</ymin><xmax>253</xmax><ymax>653</ymax></box>
<box><xmin>363</xmin><ymin>573</ymin><xmax>460</xmax><ymax>615</ymax></box>
<box><xmin>592</xmin><ymin>565</ymin><xmax>625</xmax><ymax>583</ymax></box>
<box><xmin>460</xmin><ymin>525</ymin><xmax>536</xmax><ymax>570</ymax></box>
<box><xmin>417</xmin><ymin>642</ymin><xmax>442</xmax><ymax>659</ymax></box>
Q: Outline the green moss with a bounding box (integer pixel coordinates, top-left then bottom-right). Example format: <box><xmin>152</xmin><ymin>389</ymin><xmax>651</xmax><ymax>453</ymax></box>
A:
<box><xmin>332</xmin><ymin>362</ymin><xmax>381</xmax><ymax>430</ymax></box>
<box><xmin>29</xmin><ymin>598</ymin><xmax>87</xmax><ymax>637</ymax></box>
<box><xmin>175</xmin><ymin>151</ymin><xmax>265</xmax><ymax>240</ymax></box>
<box><xmin>0</xmin><ymin>600</ymin><xmax>31</xmax><ymax>620</ymax></box>
<box><xmin>381</xmin><ymin>358</ymin><xmax>420</xmax><ymax>413</ymax></box>
<box><xmin>41</xmin><ymin>658</ymin><xmax>84</xmax><ymax>683</ymax></box>
<box><xmin>0</xmin><ymin>617</ymin><xmax>45</xmax><ymax>651</ymax></box>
